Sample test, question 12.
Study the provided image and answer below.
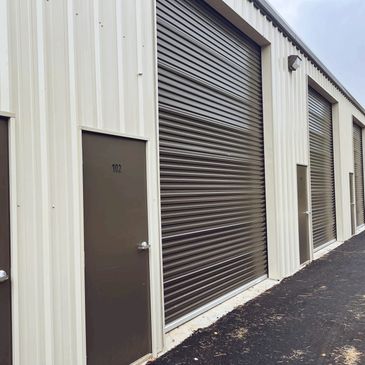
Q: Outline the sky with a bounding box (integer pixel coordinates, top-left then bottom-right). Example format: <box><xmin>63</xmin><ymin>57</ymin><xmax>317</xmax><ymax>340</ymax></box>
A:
<box><xmin>267</xmin><ymin>0</ymin><xmax>365</xmax><ymax>107</ymax></box>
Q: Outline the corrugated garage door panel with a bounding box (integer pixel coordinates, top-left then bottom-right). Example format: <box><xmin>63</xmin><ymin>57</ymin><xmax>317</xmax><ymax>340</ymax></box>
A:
<box><xmin>157</xmin><ymin>0</ymin><xmax>267</xmax><ymax>325</ymax></box>
<box><xmin>353</xmin><ymin>123</ymin><xmax>365</xmax><ymax>227</ymax></box>
<box><xmin>308</xmin><ymin>88</ymin><xmax>337</xmax><ymax>249</ymax></box>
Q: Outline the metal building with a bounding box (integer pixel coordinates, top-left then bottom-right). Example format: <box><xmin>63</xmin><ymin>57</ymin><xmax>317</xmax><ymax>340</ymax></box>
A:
<box><xmin>0</xmin><ymin>0</ymin><xmax>364</xmax><ymax>364</ymax></box>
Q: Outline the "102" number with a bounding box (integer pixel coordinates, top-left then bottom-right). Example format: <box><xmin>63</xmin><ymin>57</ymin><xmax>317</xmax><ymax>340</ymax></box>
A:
<box><xmin>112</xmin><ymin>163</ymin><xmax>122</xmax><ymax>173</ymax></box>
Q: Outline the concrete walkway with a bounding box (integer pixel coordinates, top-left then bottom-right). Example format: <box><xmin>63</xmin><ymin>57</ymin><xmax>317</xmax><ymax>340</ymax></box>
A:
<box><xmin>150</xmin><ymin>232</ymin><xmax>365</xmax><ymax>364</ymax></box>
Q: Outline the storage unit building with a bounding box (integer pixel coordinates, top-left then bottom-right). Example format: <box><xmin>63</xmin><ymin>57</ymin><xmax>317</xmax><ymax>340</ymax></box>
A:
<box><xmin>1</xmin><ymin>0</ymin><xmax>365</xmax><ymax>364</ymax></box>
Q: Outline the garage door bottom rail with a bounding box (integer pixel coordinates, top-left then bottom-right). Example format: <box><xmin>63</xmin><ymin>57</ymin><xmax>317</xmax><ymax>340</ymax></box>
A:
<box><xmin>165</xmin><ymin>275</ymin><xmax>267</xmax><ymax>332</ymax></box>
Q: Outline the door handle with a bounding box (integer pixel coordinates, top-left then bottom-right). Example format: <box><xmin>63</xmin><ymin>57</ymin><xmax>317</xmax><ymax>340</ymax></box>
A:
<box><xmin>0</xmin><ymin>270</ymin><xmax>9</xmax><ymax>283</ymax></box>
<box><xmin>137</xmin><ymin>241</ymin><xmax>150</xmax><ymax>251</ymax></box>
<box><xmin>304</xmin><ymin>210</ymin><xmax>312</xmax><ymax>215</ymax></box>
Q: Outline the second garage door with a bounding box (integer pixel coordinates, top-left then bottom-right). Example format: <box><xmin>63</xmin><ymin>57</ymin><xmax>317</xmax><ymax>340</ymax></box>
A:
<box><xmin>157</xmin><ymin>0</ymin><xmax>267</xmax><ymax>326</ymax></box>
<box><xmin>353</xmin><ymin>122</ymin><xmax>365</xmax><ymax>228</ymax></box>
<box><xmin>308</xmin><ymin>88</ymin><xmax>337</xmax><ymax>249</ymax></box>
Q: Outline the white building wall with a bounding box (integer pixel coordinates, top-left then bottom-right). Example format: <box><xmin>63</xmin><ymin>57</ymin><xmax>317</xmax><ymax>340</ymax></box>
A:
<box><xmin>0</xmin><ymin>0</ymin><xmax>364</xmax><ymax>364</ymax></box>
<box><xmin>2</xmin><ymin>0</ymin><xmax>162</xmax><ymax>364</ymax></box>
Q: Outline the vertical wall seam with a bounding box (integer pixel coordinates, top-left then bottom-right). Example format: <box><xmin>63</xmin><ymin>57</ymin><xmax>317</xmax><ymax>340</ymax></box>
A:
<box><xmin>66</xmin><ymin>0</ymin><xmax>86</xmax><ymax>364</ymax></box>
<box><xmin>92</xmin><ymin>0</ymin><xmax>103</xmax><ymax>129</ymax></box>
<box><xmin>135</xmin><ymin>0</ymin><xmax>145</xmax><ymax>136</ymax></box>
<box><xmin>35</xmin><ymin>1</ymin><xmax>54</xmax><ymax>363</ymax></box>
<box><xmin>115</xmin><ymin>0</ymin><xmax>126</xmax><ymax>133</ymax></box>
<box><xmin>0</xmin><ymin>0</ymin><xmax>10</xmax><ymax>110</ymax></box>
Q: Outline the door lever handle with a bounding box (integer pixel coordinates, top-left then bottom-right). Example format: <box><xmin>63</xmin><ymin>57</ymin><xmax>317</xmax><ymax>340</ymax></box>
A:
<box><xmin>137</xmin><ymin>241</ymin><xmax>150</xmax><ymax>251</ymax></box>
<box><xmin>0</xmin><ymin>270</ymin><xmax>9</xmax><ymax>283</ymax></box>
<box><xmin>304</xmin><ymin>210</ymin><xmax>312</xmax><ymax>215</ymax></box>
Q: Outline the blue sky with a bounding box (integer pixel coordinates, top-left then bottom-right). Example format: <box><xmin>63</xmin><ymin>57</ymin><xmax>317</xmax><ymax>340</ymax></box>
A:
<box><xmin>267</xmin><ymin>0</ymin><xmax>365</xmax><ymax>106</ymax></box>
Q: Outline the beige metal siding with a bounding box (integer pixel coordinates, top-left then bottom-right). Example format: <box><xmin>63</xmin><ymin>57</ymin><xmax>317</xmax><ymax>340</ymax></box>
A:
<box><xmin>2</xmin><ymin>1</ymin><xmax>163</xmax><ymax>364</ymax></box>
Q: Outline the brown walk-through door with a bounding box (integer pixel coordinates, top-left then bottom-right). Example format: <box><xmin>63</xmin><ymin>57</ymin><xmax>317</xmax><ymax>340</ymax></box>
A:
<box><xmin>350</xmin><ymin>173</ymin><xmax>356</xmax><ymax>235</ymax></box>
<box><xmin>297</xmin><ymin>165</ymin><xmax>310</xmax><ymax>264</ymax></box>
<box><xmin>0</xmin><ymin>118</ymin><xmax>11</xmax><ymax>365</ymax></box>
<box><xmin>82</xmin><ymin>131</ymin><xmax>151</xmax><ymax>365</ymax></box>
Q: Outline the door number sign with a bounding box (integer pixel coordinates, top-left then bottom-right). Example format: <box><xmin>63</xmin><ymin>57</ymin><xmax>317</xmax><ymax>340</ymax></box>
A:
<box><xmin>112</xmin><ymin>163</ymin><xmax>122</xmax><ymax>173</ymax></box>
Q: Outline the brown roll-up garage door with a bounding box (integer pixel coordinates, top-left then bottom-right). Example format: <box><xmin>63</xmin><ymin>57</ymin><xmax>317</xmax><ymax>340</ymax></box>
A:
<box><xmin>353</xmin><ymin>122</ymin><xmax>365</xmax><ymax>227</ymax></box>
<box><xmin>308</xmin><ymin>88</ymin><xmax>336</xmax><ymax>249</ymax></box>
<box><xmin>157</xmin><ymin>0</ymin><xmax>267</xmax><ymax>326</ymax></box>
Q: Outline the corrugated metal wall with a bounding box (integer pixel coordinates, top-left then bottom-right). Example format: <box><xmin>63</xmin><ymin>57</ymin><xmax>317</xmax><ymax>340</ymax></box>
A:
<box><xmin>1</xmin><ymin>1</ymin><xmax>163</xmax><ymax>364</ymax></box>
<box><xmin>0</xmin><ymin>0</ymin><xmax>10</xmax><ymax>112</ymax></box>
<box><xmin>0</xmin><ymin>0</ymin><xmax>365</xmax><ymax>363</ymax></box>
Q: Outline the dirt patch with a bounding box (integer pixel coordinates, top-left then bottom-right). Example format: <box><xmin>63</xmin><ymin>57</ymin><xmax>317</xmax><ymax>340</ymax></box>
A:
<box><xmin>333</xmin><ymin>346</ymin><xmax>363</xmax><ymax>365</ymax></box>
<box><xmin>229</xmin><ymin>327</ymin><xmax>248</xmax><ymax>339</ymax></box>
<box><xmin>280</xmin><ymin>349</ymin><xmax>305</xmax><ymax>362</ymax></box>
<box><xmin>268</xmin><ymin>314</ymin><xmax>284</xmax><ymax>322</ymax></box>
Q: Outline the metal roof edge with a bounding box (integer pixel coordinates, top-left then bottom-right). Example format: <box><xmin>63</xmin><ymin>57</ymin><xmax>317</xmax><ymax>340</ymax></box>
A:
<box><xmin>249</xmin><ymin>0</ymin><xmax>365</xmax><ymax>116</ymax></box>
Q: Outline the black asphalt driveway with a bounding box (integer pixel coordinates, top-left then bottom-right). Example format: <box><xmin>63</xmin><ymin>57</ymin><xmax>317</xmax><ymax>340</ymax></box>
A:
<box><xmin>149</xmin><ymin>232</ymin><xmax>365</xmax><ymax>364</ymax></box>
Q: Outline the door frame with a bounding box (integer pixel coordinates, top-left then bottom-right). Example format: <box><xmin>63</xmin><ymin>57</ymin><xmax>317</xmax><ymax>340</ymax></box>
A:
<box><xmin>360</xmin><ymin>124</ymin><xmax>365</xmax><ymax>233</ymax></box>
<box><xmin>78</xmin><ymin>126</ymin><xmax>164</xmax><ymax>363</ymax></box>
<box><xmin>296</xmin><ymin>164</ymin><xmax>312</xmax><ymax>265</ymax></box>
<box><xmin>349</xmin><ymin>172</ymin><xmax>356</xmax><ymax>235</ymax></box>
<box><xmin>304</xmin><ymin>84</ymin><xmax>315</xmax><ymax>262</ymax></box>
<box><xmin>306</xmin><ymin>79</ymin><xmax>340</xmax><ymax>253</ymax></box>
<box><xmin>0</xmin><ymin>112</ymin><xmax>18</xmax><ymax>365</ymax></box>
<box><xmin>353</xmin><ymin>118</ymin><xmax>365</xmax><ymax>232</ymax></box>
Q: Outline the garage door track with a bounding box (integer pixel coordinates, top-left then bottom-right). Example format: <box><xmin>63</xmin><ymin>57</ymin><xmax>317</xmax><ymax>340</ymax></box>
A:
<box><xmin>150</xmin><ymin>232</ymin><xmax>365</xmax><ymax>364</ymax></box>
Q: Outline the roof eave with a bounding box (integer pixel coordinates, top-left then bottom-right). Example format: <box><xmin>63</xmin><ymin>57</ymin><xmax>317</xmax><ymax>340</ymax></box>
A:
<box><xmin>249</xmin><ymin>0</ymin><xmax>365</xmax><ymax>116</ymax></box>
